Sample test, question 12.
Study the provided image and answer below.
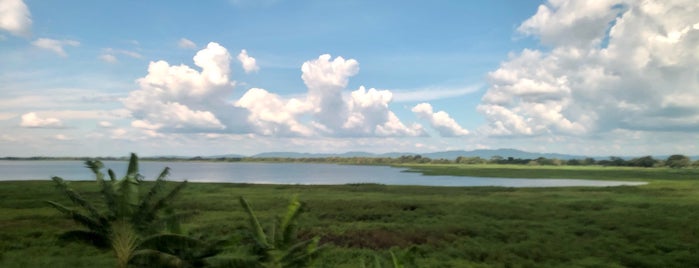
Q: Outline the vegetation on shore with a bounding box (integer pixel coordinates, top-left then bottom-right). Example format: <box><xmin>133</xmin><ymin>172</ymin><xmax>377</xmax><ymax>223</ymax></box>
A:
<box><xmin>1</xmin><ymin>159</ymin><xmax>699</xmax><ymax>267</ymax></box>
<box><xmin>4</xmin><ymin>153</ymin><xmax>698</xmax><ymax>169</ymax></box>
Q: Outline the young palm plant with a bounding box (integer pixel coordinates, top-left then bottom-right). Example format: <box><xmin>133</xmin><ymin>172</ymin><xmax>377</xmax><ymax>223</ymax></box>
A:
<box><xmin>212</xmin><ymin>196</ymin><xmax>323</xmax><ymax>268</ymax></box>
<box><xmin>47</xmin><ymin>153</ymin><xmax>217</xmax><ymax>267</ymax></box>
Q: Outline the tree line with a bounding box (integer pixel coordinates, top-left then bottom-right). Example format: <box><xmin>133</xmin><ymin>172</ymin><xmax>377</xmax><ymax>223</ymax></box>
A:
<box><xmin>227</xmin><ymin>154</ymin><xmax>698</xmax><ymax>168</ymax></box>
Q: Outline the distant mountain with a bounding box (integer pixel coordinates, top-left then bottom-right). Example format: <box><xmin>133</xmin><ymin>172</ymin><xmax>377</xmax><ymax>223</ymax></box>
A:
<box><xmin>247</xmin><ymin>149</ymin><xmax>586</xmax><ymax>160</ymax></box>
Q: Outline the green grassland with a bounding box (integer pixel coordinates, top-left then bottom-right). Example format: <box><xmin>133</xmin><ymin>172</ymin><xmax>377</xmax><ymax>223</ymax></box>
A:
<box><xmin>1</xmin><ymin>165</ymin><xmax>699</xmax><ymax>267</ymax></box>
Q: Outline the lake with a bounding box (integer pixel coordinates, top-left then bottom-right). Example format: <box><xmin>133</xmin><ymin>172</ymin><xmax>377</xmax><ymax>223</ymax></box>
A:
<box><xmin>0</xmin><ymin>160</ymin><xmax>646</xmax><ymax>187</ymax></box>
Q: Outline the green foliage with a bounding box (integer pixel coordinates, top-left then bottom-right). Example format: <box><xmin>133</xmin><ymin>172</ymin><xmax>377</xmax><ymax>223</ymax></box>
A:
<box><xmin>666</xmin><ymin>154</ymin><xmax>691</xmax><ymax>168</ymax></box>
<box><xmin>235</xmin><ymin>196</ymin><xmax>323</xmax><ymax>268</ymax></box>
<box><xmin>5</xmin><ymin>164</ymin><xmax>699</xmax><ymax>267</ymax></box>
<box><xmin>46</xmin><ymin>153</ymin><xmax>193</xmax><ymax>267</ymax></box>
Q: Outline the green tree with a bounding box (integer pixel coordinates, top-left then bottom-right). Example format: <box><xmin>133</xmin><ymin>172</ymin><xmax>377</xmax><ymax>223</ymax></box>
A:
<box><xmin>630</xmin><ymin>156</ymin><xmax>657</xmax><ymax>167</ymax></box>
<box><xmin>666</xmin><ymin>154</ymin><xmax>691</xmax><ymax>168</ymax></box>
<box><xmin>47</xmin><ymin>153</ymin><xmax>216</xmax><ymax>267</ymax></box>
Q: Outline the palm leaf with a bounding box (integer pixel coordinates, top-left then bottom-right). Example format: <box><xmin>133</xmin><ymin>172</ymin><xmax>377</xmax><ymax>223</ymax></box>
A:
<box><xmin>390</xmin><ymin>250</ymin><xmax>403</xmax><ymax>268</ymax></box>
<box><xmin>50</xmin><ymin>177</ymin><xmax>107</xmax><ymax>224</ymax></box>
<box><xmin>85</xmin><ymin>160</ymin><xmax>105</xmax><ymax>181</ymax></box>
<box><xmin>46</xmin><ymin>200</ymin><xmax>109</xmax><ymax>235</ymax></box>
<box><xmin>137</xmin><ymin>233</ymin><xmax>221</xmax><ymax>266</ymax></box>
<box><xmin>279</xmin><ymin>236</ymin><xmax>323</xmax><ymax>267</ymax></box>
<box><xmin>108</xmin><ymin>169</ymin><xmax>117</xmax><ymax>182</ymax></box>
<box><xmin>239</xmin><ymin>197</ymin><xmax>270</xmax><ymax>249</ymax></box>
<box><xmin>147</xmin><ymin>180</ymin><xmax>186</xmax><ymax>214</ymax></box>
<box><xmin>278</xmin><ymin>196</ymin><xmax>302</xmax><ymax>247</ymax></box>
<box><xmin>98</xmin><ymin>175</ymin><xmax>119</xmax><ymax>219</ymax></box>
<box><xmin>135</xmin><ymin>168</ymin><xmax>169</xmax><ymax>218</ymax></box>
<box><xmin>126</xmin><ymin>153</ymin><xmax>139</xmax><ymax>179</ymax></box>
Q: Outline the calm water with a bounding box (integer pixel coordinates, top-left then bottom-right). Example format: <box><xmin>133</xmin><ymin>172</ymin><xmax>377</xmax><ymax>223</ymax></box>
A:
<box><xmin>0</xmin><ymin>160</ymin><xmax>646</xmax><ymax>187</ymax></box>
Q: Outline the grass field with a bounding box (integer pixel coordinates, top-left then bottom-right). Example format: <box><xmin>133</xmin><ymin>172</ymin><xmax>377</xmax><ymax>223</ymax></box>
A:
<box><xmin>1</xmin><ymin>165</ymin><xmax>699</xmax><ymax>267</ymax></box>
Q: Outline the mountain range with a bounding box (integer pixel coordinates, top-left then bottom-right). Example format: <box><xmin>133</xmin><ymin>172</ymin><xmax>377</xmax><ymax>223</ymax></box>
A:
<box><xmin>244</xmin><ymin>149</ymin><xmax>591</xmax><ymax>160</ymax></box>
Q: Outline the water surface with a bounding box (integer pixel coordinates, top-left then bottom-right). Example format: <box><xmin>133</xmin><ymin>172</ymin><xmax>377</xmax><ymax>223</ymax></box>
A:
<box><xmin>0</xmin><ymin>160</ymin><xmax>646</xmax><ymax>187</ymax></box>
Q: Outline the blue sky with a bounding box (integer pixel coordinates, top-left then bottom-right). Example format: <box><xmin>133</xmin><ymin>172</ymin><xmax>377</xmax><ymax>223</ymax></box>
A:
<box><xmin>1</xmin><ymin>0</ymin><xmax>698</xmax><ymax>157</ymax></box>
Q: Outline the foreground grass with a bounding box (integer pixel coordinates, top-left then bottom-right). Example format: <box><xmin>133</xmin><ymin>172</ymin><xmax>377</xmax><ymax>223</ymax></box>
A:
<box><xmin>1</xmin><ymin>166</ymin><xmax>699</xmax><ymax>267</ymax></box>
<box><xmin>402</xmin><ymin>164</ymin><xmax>699</xmax><ymax>181</ymax></box>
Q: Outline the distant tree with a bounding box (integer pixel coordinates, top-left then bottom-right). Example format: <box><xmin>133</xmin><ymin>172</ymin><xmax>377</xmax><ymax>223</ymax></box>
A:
<box><xmin>489</xmin><ymin>156</ymin><xmax>504</xmax><ymax>164</ymax></box>
<box><xmin>582</xmin><ymin>158</ymin><xmax>596</xmax><ymax>165</ymax></box>
<box><xmin>603</xmin><ymin>157</ymin><xmax>628</xmax><ymax>167</ymax></box>
<box><xmin>629</xmin><ymin>156</ymin><xmax>657</xmax><ymax>168</ymax></box>
<box><xmin>566</xmin><ymin>159</ymin><xmax>582</xmax><ymax>166</ymax></box>
<box><xmin>666</xmin><ymin>154</ymin><xmax>691</xmax><ymax>168</ymax></box>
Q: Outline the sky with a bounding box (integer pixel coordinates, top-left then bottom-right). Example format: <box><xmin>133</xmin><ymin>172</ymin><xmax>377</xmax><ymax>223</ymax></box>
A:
<box><xmin>1</xmin><ymin>0</ymin><xmax>698</xmax><ymax>157</ymax></box>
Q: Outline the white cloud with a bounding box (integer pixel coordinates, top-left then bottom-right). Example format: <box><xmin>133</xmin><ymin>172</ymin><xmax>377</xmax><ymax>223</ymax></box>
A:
<box><xmin>0</xmin><ymin>0</ymin><xmax>31</xmax><ymax>37</ymax></box>
<box><xmin>479</xmin><ymin>0</ymin><xmax>699</xmax><ymax>137</ymax></box>
<box><xmin>122</xmin><ymin>42</ymin><xmax>234</xmax><ymax>132</ymax></box>
<box><xmin>99</xmin><ymin>54</ymin><xmax>118</xmax><ymax>63</ymax></box>
<box><xmin>98</xmin><ymin>121</ymin><xmax>113</xmax><ymax>128</ymax></box>
<box><xmin>412</xmin><ymin>103</ymin><xmax>469</xmax><ymax>136</ymax></box>
<box><xmin>234</xmin><ymin>55</ymin><xmax>423</xmax><ymax>137</ymax></box>
<box><xmin>99</xmin><ymin>48</ymin><xmax>142</xmax><ymax>63</ymax></box>
<box><xmin>301</xmin><ymin>54</ymin><xmax>358</xmax><ymax>130</ymax></box>
<box><xmin>178</xmin><ymin>38</ymin><xmax>197</xmax><ymax>49</ymax></box>
<box><xmin>237</xmin><ymin>49</ymin><xmax>260</xmax><ymax>73</ymax></box>
<box><xmin>31</xmin><ymin>38</ymin><xmax>80</xmax><ymax>57</ymax></box>
<box><xmin>20</xmin><ymin>112</ymin><xmax>63</xmax><ymax>128</ymax></box>
<box><xmin>235</xmin><ymin>88</ymin><xmax>313</xmax><ymax>136</ymax></box>
<box><xmin>392</xmin><ymin>84</ymin><xmax>482</xmax><ymax>102</ymax></box>
<box><xmin>517</xmin><ymin>0</ymin><xmax>626</xmax><ymax>47</ymax></box>
<box><xmin>123</xmin><ymin>44</ymin><xmax>424</xmax><ymax>138</ymax></box>
<box><xmin>345</xmin><ymin>86</ymin><xmax>425</xmax><ymax>136</ymax></box>
<box><xmin>54</xmin><ymin>134</ymin><xmax>70</xmax><ymax>141</ymax></box>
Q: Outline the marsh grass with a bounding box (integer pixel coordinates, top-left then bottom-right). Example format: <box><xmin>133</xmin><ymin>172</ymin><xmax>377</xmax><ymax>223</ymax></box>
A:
<box><xmin>1</xmin><ymin>165</ymin><xmax>699</xmax><ymax>267</ymax></box>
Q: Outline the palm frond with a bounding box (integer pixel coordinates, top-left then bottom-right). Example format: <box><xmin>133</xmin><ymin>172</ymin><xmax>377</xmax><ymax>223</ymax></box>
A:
<box><xmin>239</xmin><ymin>197</ymin><xmax>270</xmax><ymax>249</ymax></box>
<box><xmin>279</xmin><ymin>236</ymin><xmax>323</xmax><ymax>267</ymax></box>
<box><xmin>111</xmin><ymin>220</ymin><xmax>139</xmax><ymax>268</ymax></box>
<box><xmin>46</xmin><ymin>200</ymin><xmax>109</xmax><ymax>235</ymax></box>
<box><xmin>98</xmin><ymin>176</ymin><xmax>119</xmax><ymax>219</ymax></box>
<box><xmin>108</xmin><ymin>169</ymin><xmax>117</xmax><ymax>182</ymax></box>
<box><xmin>50</xmin><ymin>177</ymin><xmax>106</xmax><ymax>224</ymax></box>
<box><xmin>115</xmin><ymin>175</ymin><xmax>140</xmax><ymax>218</ymax></box>
<box><xmin>136</xmin><ymin>167</ymin><xmax>169</xmax><ymax>217</ymax></box>
<box><xmin>390</xmin><ymin>250</ymin><xmax>403</xmax><ymax>268</ymax></box>
<box><xmin>144</xmin><ymin>180</ymin><xmax>187</xmax><ymax>220</ymax></box>
<box><xmin>138</xmin><ymin>233</ymin><xmax>222</xmax><ymax>264</ymax></box>
<box><xmin>126</xmin><ymin>153</ymin><xmax>139</xmax><ymax>179</ymax></box>
<box><xmin>279</xmin><ymin>196</ymin><xmax>302</xmax><ymax>247</ymax></box>
<box><xmin>85</xmin><ymin>160</ymin><xmax>105</xmax><ymax>181</ymax></box>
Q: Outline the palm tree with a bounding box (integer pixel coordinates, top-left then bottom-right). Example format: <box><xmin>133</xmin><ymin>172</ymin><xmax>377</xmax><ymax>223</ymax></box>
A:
<box><xmin>47</xmin><ymin>153</ymin><xmax>212</xmax><ymax>267</ymax></box>
<box><xmin>210</xmin><ymin>196</ymin><xmax>323</xmax><ymax>268</ymax></box>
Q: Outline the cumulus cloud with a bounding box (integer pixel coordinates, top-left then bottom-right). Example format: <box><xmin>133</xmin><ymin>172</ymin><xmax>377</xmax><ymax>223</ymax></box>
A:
<box><xmin>235</xmin><ymin>88</ymin><xmax>313</xmax><ymax>136</ymax></box>
<box><xmin>412</xmin><ymin>103</ymin><xmax>469</xmax><ymax>136</ymax></box>
<box><xmin>234</xmin><ymin>54</ymin><xmax>424</xmax><ymax>137</ymax></box>
<box><xmin>32</xmin><ymin>38</ymin><xmax>80</xmax><ymax>56</ymax></box>
<box><xmin>237</xmin><ymin>49</ymin><xmax>259</xmax><ymax>73</ymax></box>
<box><xmin>20</xmin><ymin>112</ymin><xmax>63</xmax><ymax>128</ymax></box>
<box><xmin>123</xmin><ymin>43</ymin><xmax>423</xmax><ymax>138</ymax></box>
<box><xmin>0</xmin><ymin>0</ymin><xmax>31</xmax><ymax>37</ymax></box>
<box><xmin>479</xmin><ymin>0</ymin><xmax>699</xmax><ymax>137</ymax></box>
<box><xmin>178</xmin><ymin>38</ymin><xmax>197</xmax><ymax>49</ymax></box>
<box><xmin>122</xmin><ymin>42</ymin><xmax>234</xmax><ymax>132</ymax></box>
